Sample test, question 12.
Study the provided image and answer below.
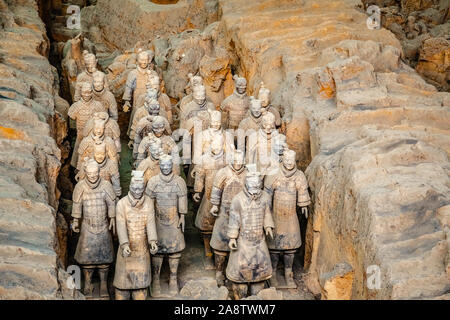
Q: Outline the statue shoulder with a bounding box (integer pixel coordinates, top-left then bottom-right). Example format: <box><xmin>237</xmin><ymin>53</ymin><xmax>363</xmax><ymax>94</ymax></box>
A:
<box><xmin>108</xmin><ymin>119</ymin><xmax>121</xmax><ymax>137</ymax></box>
<box><xmin>78</xmin><ymin>135</ymin><xmax>91</xmax><ymax>153</ymax></box>
<box><xmin>174</xmin><ymin>175</ymin><xmax>187</xmax><ymax>195</ymax></box>
<box><xmin>100</xmin><ymin>179</ymin><xmax>116</xmax><ymax>200</ymax></box>
<box><xmin>73</xmin><ymin>180</ymin><xmax>87</xmax><ymax>202</ymax></box>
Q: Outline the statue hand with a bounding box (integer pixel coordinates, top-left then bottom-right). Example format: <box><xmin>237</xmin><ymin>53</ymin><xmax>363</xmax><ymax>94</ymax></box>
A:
<box><xmin>127</xmin><ymin>140</ymin><xmax>133</xmax><ymax>149</ymax></box>
<box><xmin>302</xmin><ymin>207</ymin><xmax>308</xmax><ymax>219</ymax></box>
<box><xmin>265</xmin><ymin>227</ymin><xmax>274</xmax><ymax>239</ymax></box>
<box><xmin>109</xmin><ymin>217</ymin><xmax>116</xmax><ymax>235</ymax></box>
<box><xmin>121</xmin><ymin>243</ymin><xmax>131</xmax><ymax>258</ymax></box>
<box><xmin>71</xmin><ymin>218</ymin><xmax>80</xmax><ymax>233</ymax></box>
<box><xmin>74</xmin><ymin>172</ymin><xmax>81</xmax><ymax>182</ymax></box>
<box><xmin>229</xmin><ymin>239</ymin><xmax>238</xmax><ymax>251</ymax></box>
<box><xmin>149</xmin><ymin>241</ymin><xmax>158</xmax><ymax>255</ymax></box>
<box><xmin>210</xmin><ymin>205</ymin><xmax>219</xmax><ymax>217</ymax></box>
<box><xmin>123</xmin><ymin>101</ymin><xmax>131</xmax><ymax>113</ymax></box>
<box><xmin>193</xmin><ymin>192</ymin><xmax>201</xmax><ymax>203</ymax></box>
<box><xmin>178</xmin><ymin>214</ymin><xmax>185</xmax><ymax>233</ymax></box>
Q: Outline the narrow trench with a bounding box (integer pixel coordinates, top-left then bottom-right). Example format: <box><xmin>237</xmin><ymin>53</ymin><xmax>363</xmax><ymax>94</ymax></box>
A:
<box><xmin>42</xmin><ymin>2</ymin><xmax>314</xmax><ymax>300</ymax></box>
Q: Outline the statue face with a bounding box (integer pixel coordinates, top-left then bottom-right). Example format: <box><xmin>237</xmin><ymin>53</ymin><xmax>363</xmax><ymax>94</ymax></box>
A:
<box><xmin>193</xmin><ymin>89</ymin><xmax>206</xmax><ymax>105</ymax></box>
<box><xmin>85</xmin><ymin>164</ymin><xmax>99</xmax><ymax>184</ymax></box>
<box><xmin>94</xmin><ymin>145</ymin><xmax>106</xmax><ymax>163</ymax></box>
<box><xmin>129</xmin><ymin>180</ymin><xmax>145</xmax><ymax>199</ymax></box>
<box><xmin>283</xmin><ymin>153</ymin><xmax>296</xmax><ymax>170</ymax></box>
<box><xmin>81</xmin><ymin>86</ymin><xmax>93</xmax><ymax>102</ymax></box>
<box><xmin>250</xmin><ymin>101</ymin><xmax>262</xmax><ymax>118</ymax></box>
<box><xmin>273</xmin><ymin>138</ymin><xmax>286</xmax><ymax>156</ymax></box>
<box><xmin>137</xmin><ymin>53</ymin><xmax>149</xmax><ymax>69</ymax></box>
<box><xmin>258</xmin><ymin>91</ymin><xmax>270</xmax><ymax>107</ymax></box>
<box><xmin>152</xmin><ymin>121</ymin><xmax>165</xmax><ymax>137</ymax></box>
<box><xmin>245</xmin><ymin>175</ymin><xmax>262</xmax><ymax>196</ymax></box>
<box><xmin>159</xmin><ymin>159</ymin><xmax>173</xmax><ymax>176</ymax></box>
<box><xmin>146</xmin><ymin>102</ymin><xmax>160</xmax><ymax>115</ymax></box>
<box><xmin>231</xmin><ymin>153</ymin><xmax>244</xmax><ymax>171</ymax></box>
<box><xmin>210</xmin><ymin>116</ymin><xmax>221</xmax><ymax>130</ymax></box>
<box><xmin>150</xmin><ymin>145</ymin><xmax>162</xmax><ymax>160</ymax></box>
<box><xmin>93</xmin><ymin>76</ymin><xmax>104</xmax><ymax>92</ymax></box>
<box><xmin>262</xmin><ymin>117</ymin><xmax>275</xmax><ymax>134</ymax></box>
<box><xmin>93</xmin><ymin>120</ymin><xmax>105</xmax><ymax>136</ymax></box>
<box><xmin>235</xmin><ymin>79</ymin><xmax>247</xmax><ymax>94</ymax></box>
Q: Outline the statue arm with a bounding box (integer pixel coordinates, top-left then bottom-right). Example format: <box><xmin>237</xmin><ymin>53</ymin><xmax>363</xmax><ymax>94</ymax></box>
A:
<box><xmin>263</xmin><ymin>193</ymin><xmax>275</xmax><ymax>231</ymax></box>
<box><xmin>227</xmin><ymin>197</ymin><xmax>241</xmax><ymax>239</ymax></box>
<box><xmin>193</xmin><ymin>165</ymin><xmax>205</xmax><ymax>193</ymax></box>
<box><xmin>110</xmin><ymin>163</ymin><xmax>122</xmax><ymax>197</ymax></box>
<box><xmin>296</xmin><ymin>172</ymin><xmax>311</xmax><ymax>207</ymax></box>
<box><xmin>177</xmin><ymin>178</ymin><xmax>188</xmax><ymax>215</ymax></box>
<box><xmin>210</xmin><ymin>169</ymin><xmax>226</xmax><ymax>206</ymax></box>
<box><xmin>104</xmin><ymin>181</ymin><xmax>116</xmax><ymax>217</ymax></box>
<box><xmin>146</xmin><ymin>198</ymin><xmax>158</xmax><ymax>242</ymax></box>
<box><xmin>116</xmin><ymin>201</ymin><xmax>129</xmax><ymax>246</ymax></box>
<box><xmin>122</xmin><ymin>71</ymin><xmax>135</xmax><ymax>102</ymax></box>
<box><xmin>71</xmin><ymin>183</ymin><xmax>83</xmax><ymax>219</ymax></box>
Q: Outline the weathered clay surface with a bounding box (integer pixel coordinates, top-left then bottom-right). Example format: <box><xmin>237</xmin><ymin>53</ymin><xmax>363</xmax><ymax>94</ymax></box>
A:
<box><xmin>219</xmin><ymin>0</ymin><xmax>449</xmax><ymax>299</ymax></box>
<box><xmin>0</xmin><ymin>0</ymin><xmax>77</xmax><ymax>299</ymax></box>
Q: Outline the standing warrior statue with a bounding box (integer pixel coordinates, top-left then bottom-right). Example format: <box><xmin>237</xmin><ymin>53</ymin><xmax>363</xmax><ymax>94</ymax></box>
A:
<box><xmin>71</xmin><ymin>159</ymin><xmax>116</xmax><ymax>299</ymax></box>
<box><xmin>179</xmin><ymin>73</ymin><xmax>204</xmax><ymax>116</ymax></box>
<box><xmin>123</xmin><ymin>50</ymin><xmax>158</xmax><ymax>114</ymax></box>
<box><xmin>192</xmin><ymin>136</ymin><xmax>227</xmax><ymax>268</ymax></box>
<box><xmin>258</xmin><ymin>82</ymin><xmax>282</xmax><ymax>130</ymax></box>
<box><xmin>136</xmin><ymin>138</ymin><xmax>163</xmax><ymax>184</ymax></box>
<box><xmin>220</xmin><ymin>75</ymin><xmax>250</xmax><ymax>130</ymax></box>
<box><xmin>210</xmin><ymin>149</ymin><xmax>247</xmax><ymax>286</ymax></box>
<box><xmin>264</xmin><ymin>149</ymin><xmax>310</xmax><ymax>288</ymax></box>
<box><xmin>82</xmin><ymin>111</ymin><xmax>121</xmax><ymax>154</ymax></box>
<box><xmin>68</xmin><ymin>82</ymin><xmax>105</xmax><ymax>168</ymax></box>
<box><xmin>73</xmin><ymin>53</ymin><xmax>108</xmax><ymax>102</ymax></box>
<box><xmin>75</xmin><ymin>142</ymin><xmax>122</xmax><ymax>199</ymax></box>
<box><xmin>146</xmin><ymin>155</ymin><xmax>188</xmax><ymax>296</ymax></box>
<box><xmin>92</xmin><ymin>71</ymin><xmax>118</xmax><ymax>121</ymax></box>
<box><xmin>113</xmin><ymin>171</ymin><xmax>158</xmax><ymax>300</ymax></box>
<box><xmin>238</xmin><ymin>97</ymin><xmax>263</xmax><ymax>153</ymax></box>
<box><xmin>226</xmin><ymin>171</ymin><xmax>275</xmax><ymax>300</ymax></box>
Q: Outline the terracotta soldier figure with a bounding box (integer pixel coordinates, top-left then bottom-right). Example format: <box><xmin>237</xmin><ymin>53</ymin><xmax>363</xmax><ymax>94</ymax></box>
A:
<box><xmin>130</xmin><ymin>97</ymin><xmax>169</xmax><ymax>144</ymax></box>
<box><xmin>247</xmin><ymin>112</ymin><xmax>281</xmax><ymax>176</ymax></box>
<box><xmin>179</xmin><ymin>73</ymin><xmax>204</xmax><ymax>116</ymax></box>
<box><xmin>113</xmin><ymin>171</ymin><xmax>158</xmax><ymax>300</ymax></box>
<box><xmin>147</xmin><ymin>74</ymin><xmax>173</xmax><ymax>126</ymax></box>
<box><xmin>123</xmin><ymin>50</ymin><xmax>158</xmax><ymax>114</ymax></box>
<box><xmin>180</xmin><ymin>84</ymin><xmax>215</xmax><ymax>131</ymax></box>
<box><xmin>136</xmin><ymin>138</ymin><xmax>163</xmax><ymax>184</ymax></box>
<box><xmin>264</xmin><ymin>149</ymin><xmax>310</xmax><ymax>288</ymax></box>
<box><xmin>73</xmin><ymin>53</ymin><xmax>107</xmax><ymax>102</ymax></box>
<box><xmin>68</xmin><ymin>82</ymin><xmax>105</xmax><ymax>168</ymax></box>
<box><xmin>136</xmin><ymin>116</ymin><xmax>179</xmax><ymax>170</ymax></box>
<box><xmin>146</xmin><ymin>155</ymin><xmax>188</xmax><ymax>296</ymax></box>
<box><xmin>238</xmin><ymin>97</ymin><xmax>263</xmax><ymax>152</ymax></box>
<box><xmin>192</xmin><ymin>135</ymin><xmax>227</xmax><ymax>268</ymax></box>
<box><xmin>226</xmin><ymin>171</ymin><xmax>275</xmax><ymax>299</ymax></box>
<box><xmin>71</xmin><ymin>159</ymin><xmax>116</xmax><ymax>299</ymax></box>
<box><xmin>220</xmin><ymin>75</ymin><xmax>250</xmax><ymax>130</ymax></box>
<box><xmin>210</xmin><ymin>149</ymin><xmax>247</xmax><ymax>286</ymax></box>
<box><xmin>77</xmin><ymin>118</ymin><xmax>118</xmax><ymax>171</ymax></box>
<box><xmin>75</xmin><ymin>142</ymin><xmax>121</xmax><ymax>199</ymax></box>
<box><xmin>258</xmin><ymin>82</ymin><xmax>282</xmax><ymax>130</ymax></box>
<box><xmin>83</xmin><ymin>111</ymin><xmax>121</xmax><ymax>154</ymax></box>
<box><xmin>92</xmin><ymin>71</ymin><xmax>118</xmax><ymax>121</ymax></box>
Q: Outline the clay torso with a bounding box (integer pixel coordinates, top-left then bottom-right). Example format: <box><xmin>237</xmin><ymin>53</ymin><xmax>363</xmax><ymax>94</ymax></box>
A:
<box><xmin>221</xmin><ymin>92</ymin><xmax>250</xmax><ymax>130</ymax></box>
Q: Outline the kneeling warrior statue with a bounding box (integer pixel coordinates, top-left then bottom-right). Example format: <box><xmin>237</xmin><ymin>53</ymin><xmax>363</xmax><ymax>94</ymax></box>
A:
<box><xmin>71</xmin><ymin>159</ymin><xmax>116</xmax><ymax>299</ymax></box>
<box><xmin>226</xmin><ymin>171</ymin><xmax>275</xmax><ymax>299</ymax></box>
<box><xmin>146</xmin><ymin>155</ymin><xmax>188</xmax><ymax>296</ymax></box>
<box><xmin>264</xmin><ymin>149</ymin><xmax>310</xmax><ymax>288</ymax></box>
<box><xmin>113</xmin><ymin>171</ymin><xmax>158</xmax><ymax>300</ymax></box>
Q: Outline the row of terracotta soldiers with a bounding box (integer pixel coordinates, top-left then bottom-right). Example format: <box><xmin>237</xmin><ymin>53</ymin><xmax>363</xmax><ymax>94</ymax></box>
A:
<box><xmin>67</xmin><ymin>48</ymin><xmax>311</xmax><ymax>300</ymax></box>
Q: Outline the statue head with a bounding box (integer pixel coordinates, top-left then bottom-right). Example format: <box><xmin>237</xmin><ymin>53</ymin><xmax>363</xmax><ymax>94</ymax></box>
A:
<box><xmin>231</xmin><ymin>149</ymin><xmax>245</xmax><ymax>171</ymax></box>
<box><xmin>93</xmin><ymin>141</ymin><xmax>106</xmax><ymax>164</ymax></box>
<box><xmin>84</xmin><ymin>158</ymin><xmax>100</xmax><ymax>184</ymax></box>
<box><xmin>258</xmin><ymin>82</ymin><xmax>270</xmax><ymax>107</ymax></box>
<box><xmin>210</xmin><ymin>135</ymin><xmax>223</xmax><ymax>156</ymax></box>
<box><xmin>261</xmin><ymin>112</ymin><xmax>276</xmax><ymax>134</ymax></box>
<box><xmin>193</xmin><ymin>85</ymin><xmax>206</xmax><ymax>105</ymax></box>
<box><xmin>249</xmin><ymin>97</ymin><xmax>262</xmax><ymax>118</ymax></box>
<box><xmin>129</xmin><ymin>170</ymin><xmax>145</xmax><ymax>199</ymax></box>
<box><xmin>273</xmin><ymin>134</ymin><xmax>286</xmax><ymax>157</ymax></box>
<box><xmin>282</xmin><ymin>149</ymin><xmax>296</xmax><ymax>171</ymax></box>
<box><xmin>93</xmin><ymin>118</ymin><xmax>105</xmax><ymax>137</ymax></box>
<box><xmin>245</xmin><ymin>170</ymin><xmax>262</xmax><ymax>197</ymax></box>
<box><xmin>233</xmin><ymin>75</ymin><xmax>247</xmax><ymax>94</ymax></box>
<box><xmin>189</xmin><ymin>73</ymin><xmax>204</xmax><ymax>88</ymax></box>
<box><xmin>137</xmin><ymin>50</ymin><xmax>150</xmax><ymax>70</ymax></box>
<box><xmin>81</xmin><ymin>82</ymin><xmax>93</xmax><ymax>102</ymax></box>
<box><xmin>149</xmin><ymin>138</ymin><xmax>163</xmax><ymax>160</ymax></box>
<box><xmin>159</xmin><ymin>154</ymin><xmax>173</xmax><ymax>176</ymax></box>
<box><xmin>145</xmin><ymin>98</ymin><xmax>160</xmax><ymax>116</ymax></box>
<box><xmin>92</xmin><ymin>71</ymin><xmax>106</xmax><ymax>92</ymax></box>
<box><xmin>145</xmin><ymin>87</ymin><xmax>158</xmax><ymax>101</ymax></box>
<box><xmin>151</xmin><ymin>116</ymin><xmax>165</xmax><ymax>137</ymax></box>
<box><xmin>210</xmin><ymin>110</ymin><xmax>222</xmax><ymax>130</ymax></box>
<box><xmin>84</xmin><ymin>53</ymin><xmax>97</xmax><ymax>74</ymax></box>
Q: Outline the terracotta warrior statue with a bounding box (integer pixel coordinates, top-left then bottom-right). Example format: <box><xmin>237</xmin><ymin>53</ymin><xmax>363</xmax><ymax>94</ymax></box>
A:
<box><xmin>136</xmin><ymin>116</ymin><xmax>179</xmax><ymax>170</ymax></box>
<box><xmin>71</xmin><ymin>159</ymin><xmax>116</xmax><ymax>299</ymax></box>
<box><xmin>258</xmin><ymin>82</ymin><xmax>282</xmax><ymax>130</ymax></box>
<box><xmin>179</xmin><ymin>73</ymin><xmax>204</xmax><ymax>116</ymax></box>
<box><xmin>74</xmin><ymin>53</ymin><xmax>108</xmax><ymax>102</ymax></box>
<box><xmin>220</xmin><ymin>75</ymin><xmax>250</xmax><ymax>130</ymax></box>
<box><xmin>264</xmin><ymin>149</ymin><xmax>310</xmax><ymax>288</ymax></box>
<box><xmin>123</xmin><ymin>50</ymin><xmax>158</xmax><ymax>114</ymax></box>
<box><xmin>247</xmin><ymin>112</ymin><xmax>281</xmax><ymax>176</ymax></box>
<box><xmin>238</xmin><ymin>97</ymin><xmax>263</xmax><ymax>153</ymax></box>
<box><xmin>68</xmin><ymin>82</ymin><xmax>105</xmax><ymax>168</ymax></box>
<box><xmin>77</xmin><ymin>118</ymin><xmax>118</xmax><ymax>171</ymax></box>
<box><xmin>210</xmin><ymin>149</ymin><xmax>247</xmax><ymax>286</ymax></box>
<box><xmin>180</xmin><ymin>84</ymin><xmax>215</xmax><ymax>131</ymax></box>
<box><xmin>75</xmin><ymin>142</ymin><xmax>121</xmax><ymax>199</ymax></box>
<box><xmin>82</xmin><ymin>111</ymin><xmax>121</xmax><ymax>154</ymax></box>
<box><xmin>136</xmin><ymin>138</ymin><xmax>163</xmax><ymax>184</ymax></box>
<box><xmin>147</xmin><ymin>74</ymin><xmax>173</xmax><ymax>126</ymax></box>
<box><xmin>226</xmin><ymin>171</ymin><xmax>275</xmax><ymax>299</ymax></box>
<box><xmin>146</xmin><ymin>155</ymin><xmax>188</xmax><ymax>296</ymax></box>
<box><xmin>113</xmin><ymin>171</ymin><xmax>158</xmax><ymax>300</ymax></box>
<box><xmin>192</xmin><ymin>135</ymin><xmax>227</xmax><ymax>268</ymax></box>
<box><xmin>92</xmin><ymin>71</ymin><xmax>118</xmax><ymax>121</ymax></box>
